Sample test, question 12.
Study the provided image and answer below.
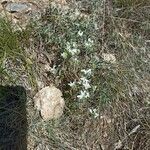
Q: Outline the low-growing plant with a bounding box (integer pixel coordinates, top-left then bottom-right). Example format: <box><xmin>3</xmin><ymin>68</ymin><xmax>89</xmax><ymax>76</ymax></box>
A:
<box><xmin>32</xmin><ymin>1</ymin><xmax>150</xmax><ymax>149</ymax></box>
<box><xmin>34</xmin><ymin>1</ymin><xmax>141</xmax><ymax>114</ymax></box>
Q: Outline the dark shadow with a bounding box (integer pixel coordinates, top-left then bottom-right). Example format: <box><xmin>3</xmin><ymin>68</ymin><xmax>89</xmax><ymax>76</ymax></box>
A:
<box><xmin>0</xmin><ymin>86</ymin><xmax>27</xmax><ymax>150</ymax></box>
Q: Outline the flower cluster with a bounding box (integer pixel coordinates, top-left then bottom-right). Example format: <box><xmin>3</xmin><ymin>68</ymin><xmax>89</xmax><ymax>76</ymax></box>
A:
<box><xmin>68</xmin><ymin>68</ymin><xmax>92</xmax><ymax>101</ymax></box>
<box><xmin>61</xmin><ymin>42</ymin><xmax>80</xmax><ymax>59</ymax></box>
<box><xmin>77</xmin><ymin>90</ymin><xmax>90</xmax><ymax>99</ymax></box>
<box><xmin>85</xmin><ymin>38</ymin><xmax>94</xmax><ymax>48</ymax></box>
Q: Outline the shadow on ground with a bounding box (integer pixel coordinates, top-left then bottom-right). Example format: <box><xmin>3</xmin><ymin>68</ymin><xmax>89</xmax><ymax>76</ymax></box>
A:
<box><xmin>0</xmin><ymin>86</ymin><xmax>27</xmax><ymax>150</ymax></box>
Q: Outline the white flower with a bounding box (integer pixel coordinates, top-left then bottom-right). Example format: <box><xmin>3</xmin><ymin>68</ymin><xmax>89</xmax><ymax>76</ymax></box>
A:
<box><xmin>88</xmin><ymin>38</ymin><xmax>94</xmax><ymax>44</ymax></box>
<box><xmin>72</xmin><ymin>42</ymin><xmax>77</xmax><ymax>48</ymax></box>
<box><xmin>81</xmin><ymin>69</ymin><xmax>92</xmax><ymax>76</ymax></box>
<box><xmin>85</xmin><ymin>38</ymin><xmax>94</xmax><ymax>47</ymax></box>
<box><xmin>85</xmin><ymin>41</ymin><xmax>91</xmax><ymax>47</ymax></box>
<box><xmin>80</xmin><ymin>77</ymin><xmax>91</xmax><ymax>89</ymax></box>
<box><xmin>72</xmin><ymin>57</ymin><xmax>79</xmax><ymax>63</ymax></box>
<box><xmin>68</xmin><ymin>81</ymin><xmax>76</xmax><ymax>87</ymax></box>
<box><xmin>89</xmin><ymin>108</ymin><xmax>93</xmax><ymax>114</ymax></box>
<box><xmin>66</xmin><ymin>42</ymin><xmax>80</xmax><ymax>56</ymax></box>
<box><xmin>83</xmin><ymin>81</ymin><xmax>91</xmax><ymax>89</ymax></box>
<box><xmin>50</xmin><ymin>65</ymin><xmax>57</xmax><ymax>74</ymax></box>
<box><xmin>89</xmin><ymin>108</ymin><xmax>99</xmax><ymax>118</ymax></box>
<box><xmin>61</xmin><ymin>52</ymin><xmax>68</xmax><ymax>59</ymax></box>
<box><xmin>70</xmin><ymin>48</ymin><xmax>80</xmax><ymax>55</ymax></box>
<box><xmin>78</xmin><ymin>30</ymin><xmax>83</xmax><ymax>36</ymax></box>
<box><xmin>80</xmin><ymin>77</ymin><xmax>89</xmax><ymax>82</ymax></box>
<box><xmin>77</xmin><ymin>90</ymin><xmax>90</xmax><ymax>99</ymax></box>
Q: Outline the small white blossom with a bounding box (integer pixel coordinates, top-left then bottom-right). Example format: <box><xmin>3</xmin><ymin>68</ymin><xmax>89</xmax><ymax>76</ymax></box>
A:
<box><xmin>80</xmin><ymin>77</ymin><xmax>89</xmax><ymax>82</ymax></box>
<box><xmin>66</xmin><ymin>42</ymin><xmax>80</xmax><ymax>56</ymax></box>
<box><xmin>85</xmin><ymin>38</ymin><xmax>94</xmax><ymax>47</ymax></box>
<box><xmin>88</xmin><ymin>38</ymin><xmax>94</xmax><ymax>44</ymax></box>
<box><xmin>80</xmin><ymin>77</ymin><xmax>91</xmax><ymax>89</ymax></box>
<box><xmin>81</xmin><ymin>69</ymin><xmax>92</xmax><ymax>76</ymax></box>
<box><xmin>72</xmin><ymin>42</ymin><xmax>77</xmax><ymax>48</ymax></box>
<box><xmin>89</xmin><ymin>108</ymin><xmax>99</xmax><ymax>118</ymax></box>
<box><xmin>83</xmin><ymin>81</ymin><xmax>91</xmax><ymax>89</ymax></box>
<box><xmin>85</xmin><ymin>42</ymin><xmax>91</xmax><ymax>47</ymax></box>
<box><xmin>50</xmin><ymin>65</ymin><xmax>57</xmax><ymax>74</ymax></box>
<box><xmin>77</xmin><ymin>90</ymin><xmax>90</xmax><ymax>99</ymax></box>
<box><xmin>68</xmin><ymin>81</ymin><xmax>76</xmax><ymax>87</ymax></box>
<box><xmin>70</xmin><ymin>48</ymin><xmax>80</xmax><ymax>55</ymax></box>
<box><xmin>89</xmin><ymin>108</ymin><xmax>93</xmax><ymax>114</ymax></box>
<box><xmin>61</xmin><ymin>52</ymin><xmax>68</xmax><ymax>59</ymax></box>
<box><xmin>78</xmin><ymin>30</ymin><xmax>83</xmax><ymax>36</ymax></box>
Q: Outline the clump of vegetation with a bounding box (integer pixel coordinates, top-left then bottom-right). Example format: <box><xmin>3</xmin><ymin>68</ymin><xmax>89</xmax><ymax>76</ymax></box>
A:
<box><xmin>0</xmin><ymin>18</ymin><xmax>36</xmax><ymax>87</ymax></box>
<box><xmin>0</xmin><ymin>0</ymin><xmax>150</xmax><ymax>149</ymax></box>
<box><xmin>0</xmin><ymin>18</ymin><xmax>21</xmax><ymax>82</ymax></box>
<box><xmin>35</xmin><ymin>1</ymin><xmax>122</xmax><ymax>112</ymax></box>
<box><xmin>32</xmin><ymin>0</ymin><xmax>150</xmax><ymax>149</ymax></box>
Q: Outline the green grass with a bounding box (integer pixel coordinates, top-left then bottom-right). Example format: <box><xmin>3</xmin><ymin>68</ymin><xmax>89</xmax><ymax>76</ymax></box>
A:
<box><xmin>0</xmin><ymin>18</ymin><xmax>36</xmax><ymax>87</ymax></box>
<box><xmin>0</xmin><ymin>18</ymin><xmax>21</xmax><ymax>82</ymax></box>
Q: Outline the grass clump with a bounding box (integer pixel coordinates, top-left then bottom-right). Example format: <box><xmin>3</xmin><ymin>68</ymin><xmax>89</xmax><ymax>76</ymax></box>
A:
<box><xmin>0</xmin><ymin>18</ymin><xmax>22</xmax><ymax>82</ymax></box>
<box><xmin>0</xmin><ymin>18</ymin><xmax>36</xmax><ymax>87</ymax></box>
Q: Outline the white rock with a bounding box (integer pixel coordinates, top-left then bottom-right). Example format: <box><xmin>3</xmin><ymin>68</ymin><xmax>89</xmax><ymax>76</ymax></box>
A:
<box><xmin>33</xmin><ymin>86</ymin><xmax>65</xmax><ymax>121</ymax></box>
<box><xmin>102</xmin><ymin>53</ymin><xmax>116</xmax><ymax>64</ymax></box>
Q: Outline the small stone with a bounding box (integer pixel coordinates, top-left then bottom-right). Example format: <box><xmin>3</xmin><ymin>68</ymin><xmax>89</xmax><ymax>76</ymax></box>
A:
<box><xmin>0</xmin><ymin>1</ymin><xmax>41</xmax><ymax>30</ymax></box>
<box><xmin>5</xmin><ymin>2</ymin><xmax>29</xmax><ymax>13</ymax></box>
<box><xmin>102</xmin><ymin>53</ymin><xmax>116</xmax><ymax>64</ymax></box>
<box><xmin>33</xmin><ymin>86</ymin><xmax>65</xmax><ymax>121</ymax></box>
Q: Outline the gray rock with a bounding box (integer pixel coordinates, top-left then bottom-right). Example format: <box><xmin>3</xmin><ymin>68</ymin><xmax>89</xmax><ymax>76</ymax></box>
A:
<box><xmin>5</xmin><ymin>2</ymin><xmax>29</xmax><ymax>13</ymax></box>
